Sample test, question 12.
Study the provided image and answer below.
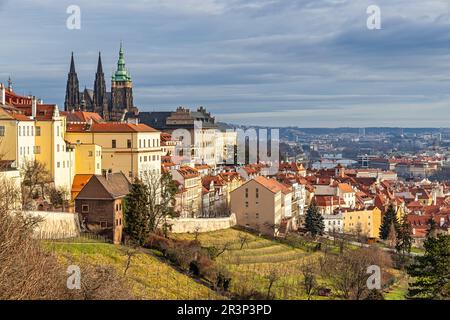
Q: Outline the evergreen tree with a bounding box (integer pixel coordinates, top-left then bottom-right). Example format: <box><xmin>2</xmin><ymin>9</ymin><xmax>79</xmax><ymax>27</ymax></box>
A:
<box><xmin>407</xmin><ymin>235</ymin><xmax>450</xmax><ymax>300</ymax></box>
<box><xmin>304</xmin><ymin>202</ymin><xmax>324</xmax><ymax>237</ymax></box>
<box><xmin>426</xmin><ymin>217</ymin><xmax>438</xmax><ymax>238</ymax></box>
<box><xmin>379</xmin><ymin>204</ymin><xmax>399</xmax><ymax>240</ymax></box>
<box><xmin>396</xmin><ymin>215</ymin><xmax>413</xmax><ymax>255</ymax></box>
<box><xmin>124</xmin><ymin>179</ymin><xmax>150</xmax><ymax>246</ymax></box>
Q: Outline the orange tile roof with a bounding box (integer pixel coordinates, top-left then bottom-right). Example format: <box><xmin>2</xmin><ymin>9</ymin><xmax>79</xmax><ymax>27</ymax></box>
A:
<box><xmin>61</xmin><ymin>111</ymin><xmax>103</xmax><ymax>123</ymax></box>
<box><xmin>177</xmin><ymin>166</ymin><xmax>200</xmax><ymax>179</ymax></box>
<box><xmin>71</xmin><ymin>174</ymin><xmax>94</xmax><ymax>199</ymax></box>
<box><xmin>254</xmin><ymin>176</ymin><xmax>292</xmax><ymax>194</ymax></box>
<box><xmin>66</xmin><ymin>122</ymin><xmax>158</xmax><ymax>133</ymax></box>
<box><xmin>338</xmin><ymin>183</ymin><xmax>354</xmax><ymax>193</ymax></box>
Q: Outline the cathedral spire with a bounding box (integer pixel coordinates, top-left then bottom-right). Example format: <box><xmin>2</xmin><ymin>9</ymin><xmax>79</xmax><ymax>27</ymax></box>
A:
<box><xmin>97</xmin><ymin>51</ymin><xmax>103</xmax><ymax>74</ymax></box>
<box><xmin>112</xmin><ymin>42</ymin><xmax>131</xmax><ymax>82</ymax></box>
<box><xmin>70</xmin><ymin>52</ymin><xmax>76</xmax><ymax>73</ymax></box>
<box><xmin>94</xmin><ymin>51</ymin><xmax>108</xmax><ymax>116</ymax></box>
<box><xmin>65</xmin><ymin>52</ymin><xmax>80</xmax><ymax>111</ymax></box>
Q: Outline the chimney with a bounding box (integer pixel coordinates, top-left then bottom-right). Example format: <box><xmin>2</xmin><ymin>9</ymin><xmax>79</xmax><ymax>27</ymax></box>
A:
<box><xmin>0</xmin><ymin>83</ymin><xmax>5</xmax><ymax>105</ymax></box>
<box><xmin>32</xmin><ymin>96</ymin><xmax>37</xmax><ymax>119</ymax></box>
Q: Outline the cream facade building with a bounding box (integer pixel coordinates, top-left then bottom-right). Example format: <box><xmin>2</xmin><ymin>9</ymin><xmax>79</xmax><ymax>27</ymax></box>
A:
<box><xmin>66</xmin><ymin>122</ymin><xmax>162</xmax><ymax>180</ymax></box>
<box><xmin>231</xmin><ymin>176</ymin><xmax>293</xmax><ymax>236</ymax></box>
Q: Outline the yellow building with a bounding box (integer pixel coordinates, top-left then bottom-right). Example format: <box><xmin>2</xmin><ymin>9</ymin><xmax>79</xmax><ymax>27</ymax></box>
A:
<box><xmin>74</xmin><ymin>144</ymin><xmax>102</xmax><ymax>175</ymax></box>
<box><xmin>34</xmin><ymin>106</ymin><xmax>75</xmax><ymax>192</ymax></box>
<box><xmin>66</xmin><ymin>122</ymin><xmax>162</xmax><ymax>180</ymax></box>
<box><xmin>0</xmin><ymin>106</ymin><xmax>36</xmax><ymax>168</ymax></box>
<box><xmin>0</xmin><ymin>85</ymin><xmax>75</xmax><ymax>192</ymax></box>
<box><xmin>343</xmin><ymin>207</ymin><xmax>382</xmax><ymax>239</ymax></box>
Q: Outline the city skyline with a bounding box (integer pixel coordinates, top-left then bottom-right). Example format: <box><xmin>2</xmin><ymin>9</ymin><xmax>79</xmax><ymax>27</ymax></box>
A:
<box><xmin>1</xmin><ymin>0</ymin><xmax>450</xmax><ymax>127</ymax></box>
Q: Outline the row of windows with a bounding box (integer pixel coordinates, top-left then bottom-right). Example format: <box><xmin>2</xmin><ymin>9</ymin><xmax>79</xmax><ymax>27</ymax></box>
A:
<box><xmin>139</xmin><ymin>139</ymin><xmax>160</xmax><ymax>148</ymax></box>
<box><xmin>88</xmin><ymin>150</ymin><xmax>102</xmax><ymax>157</ymax></box>
<box><xmin>56</xmin><ymin>160</ymin><xmax>72</xmax><ymax>169</ymax></box>
<box><xmin>18</xmin><ymin>125</ymin><xmax>35</xmax><ymax>137</ymax></box>
<box><xmin>140</xmin><ymin>155</ymin><xmax>160</xmax><ymax>162</ymax></box>
<box><xmin>138</xmin><ymin>169</ymin><xmax>161</xmax><ymax>177</ymax></box>
<box><xmin>111</xmin><ymin>139</ymin><xmax>161</xmax><ymax>149</ymax></box>
<box><xmin>327</xmin><ymin>220</ymin><xmax>341</xmax><ymax>225</ymax></box>
<box><xmin>19</xmin><ymin>146</ymin><xmax>40</xmax><ymax>156</ymax></box>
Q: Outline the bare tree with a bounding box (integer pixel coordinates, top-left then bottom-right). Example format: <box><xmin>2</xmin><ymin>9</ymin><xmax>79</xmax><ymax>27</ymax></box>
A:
<box><xmin>0</xmin><ymin>174</ymin><xmax>133</xmax><ymax>300</ymax></box>
<box><xmin>322</xmin><ymin>246</ymin><xmax>392</xmax><ymax>300</ymax></box>
<box><xmin>238</xmin><ymin>232</ymin><xmax>251</xmax><ymax>250</ymax></box>
<box><xmin>140</xmin><ymin>171</ymin><xmax>178</xmax><ymax>233</ymax></box>
<box><xmin>209</xmin><ymin>241</ymin><xmax>233</xmax><ymax>260</ymax></box>
<box><xmin>122</xmin><ymin>243</ymin><xmax>139</xmax><ymax>276</ymax></box>
<box><xmin>300</xmin><ymin>260</ymin><xmax>318</xmax><ymax>300</ymax></box>
<box><xmin>265</xmin><ymin>268</ymin><xmax>280</xmax><ymax>299</ymax></box>
<box><xmin>20</xmin><ymin>159</ymin><xmax>51</xmax><ymax>210</ymax></box>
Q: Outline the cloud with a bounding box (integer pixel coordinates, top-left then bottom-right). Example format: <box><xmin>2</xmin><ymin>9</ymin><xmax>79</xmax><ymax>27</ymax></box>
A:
<box><xmin>1</xmin><ymin>0</ymin><xmax>449</xmax><ymax>127</ymax></box>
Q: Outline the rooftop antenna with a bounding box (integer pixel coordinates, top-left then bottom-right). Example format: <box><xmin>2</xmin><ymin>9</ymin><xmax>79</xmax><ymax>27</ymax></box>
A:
<box><xmin>7</xmin><ymin>76</ymin><xmax>13</xmax><ymax>91</ymax></box>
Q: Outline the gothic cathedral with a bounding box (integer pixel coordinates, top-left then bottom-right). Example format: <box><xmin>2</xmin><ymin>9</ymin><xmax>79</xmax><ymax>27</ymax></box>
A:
<box><xmin>64</xmin><ymin>43</ymin><xmax>136</xmax><ymax>121</ymax></box>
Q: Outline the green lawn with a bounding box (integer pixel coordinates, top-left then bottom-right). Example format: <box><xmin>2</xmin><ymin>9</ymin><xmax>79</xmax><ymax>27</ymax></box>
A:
<box><xmin>46</xmin><ymin>241</ymin><xmax>221</xmax><ymax>300</ymax></box>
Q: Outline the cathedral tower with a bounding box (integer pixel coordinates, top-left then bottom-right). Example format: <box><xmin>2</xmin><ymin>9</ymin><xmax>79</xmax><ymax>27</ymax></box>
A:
<box><xmin>111</xmin><ymin>43</ymin><xmax>133</xmax><ymax>120</ymax></box>
<box><xmin>93</xmin><ymin>52</ymin><xmax>109</xmax><ymax>117</ymax></box>
<box><xmin>64</xmin><ymin>52</ymin><xmax>80</xmax><ymax>111</ymax></box>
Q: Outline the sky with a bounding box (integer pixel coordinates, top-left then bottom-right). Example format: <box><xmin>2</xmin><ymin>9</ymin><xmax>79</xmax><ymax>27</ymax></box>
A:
<box><xmin>1</xmin><ymin>0</ymin><xmax>450</xmax><ymax>128</ymax></box>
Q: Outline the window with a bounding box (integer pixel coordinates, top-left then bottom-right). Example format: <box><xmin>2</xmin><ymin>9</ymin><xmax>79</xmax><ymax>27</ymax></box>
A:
<box><xmin>57</xmin><ymin>126</ymin><xmax>60</xmax><ymax>137</ymax></box>
<box><xmin>148</xmin><ymin>139</ymin><xmax>151</xmax><ymax>147</ymax></box>
<box><xmin>18</xmin><ymin>127</ymin><xmax>21</xmax><ymax>136</ymax></box>
<box><xmin>256</xmin><ymin>188</ymin><xmax>259</xmax><ymax>198</ymax></box>
<box><xmin>34</xmin><ymin>146</ymin><xmax>41</xmax><ymax>154</ymax></box>
<box><xmin>139</xmin><ymin>140</ymin><xmax>142</xmax><ymax>148</ymax></box>
<box><xmin>256</xmin><ymin>213</ymin><xmax>260</xmax><ymax>219</ymax></box>
<box><xmin>112</xmin><ymin>140</ymin><xmax>117</xmax><ymax>148</ymax></box>
<box><xmin>82</xmin><ymin>204</ymin><xmax>89</xmax><ymax>213</ymax></box>
<box><xmin>127</xmin><ymin>139</ymin><xmax>132</xmax><ymax>148</ymax></box>
<box><xmin>245</xmin><ymin>201</ymin><xmax>249</xmax><ymax>208</ymax></box>
<box><xmin>0</xmin><ymin>126</ymin><xmax>5</xmax><ymax>136</ymax></box>
<box><xmin>100</xmin><ymin>221</ymin><xmax>108</xmax><ymax>229</ymax></box>
<box><xmin>36</xmin><ymin>126</ymin><xmax>41</xmax><ymax>136</ymax></box>
<box><xmin>31</xmin><ymin>126</ymin><xmax>34</xmax><ymax>136</ymax></box>
<box><xmin>57</xmin><ymin>144</ymin><xmax>60</xmax><ymax>152</ymax></box>
<box><xmin>116</xmin><ymin>204</ymin><xmax>119</xmax><ymax>211</ymax></box>
<box><xmin>57</xmin><ymin>162</ymin><xmax>60</xmax><ymax>168</ymax></box>
<box><xmin>88</xmin><ymin>151</ymin><xmax>93</xmax><ymax>157</ymax></box>
<box><xmin>245</xmin><ymin>188</ymin><xmax>249</xmax><ymax>198</ymax></box>
<box><xmin>27</xmin><ymin>126</ymin><xmax>30</xmax><ymax>136</ymax></box>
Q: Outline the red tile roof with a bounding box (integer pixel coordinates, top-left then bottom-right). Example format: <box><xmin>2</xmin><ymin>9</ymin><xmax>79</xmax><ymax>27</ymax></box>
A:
<box><xmin>66</xmin><ymin>122</ymin><xmax>158</xmax><ymax>133</ymax></box>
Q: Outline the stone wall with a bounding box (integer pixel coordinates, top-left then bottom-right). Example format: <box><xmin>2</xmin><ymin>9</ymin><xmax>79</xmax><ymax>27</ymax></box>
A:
<box><xmin>26</xmin><ymin>211</ymin><xmax>81</xmax><ymax>239</ymax></box>
<box><xmin>168</xmin><ymin>214</ymin><xmax>237</xmax><ymax>233</ymax></box>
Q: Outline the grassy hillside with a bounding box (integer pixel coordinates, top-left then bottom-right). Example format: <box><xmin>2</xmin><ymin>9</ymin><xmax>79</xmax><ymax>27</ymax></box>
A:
<box><xmin>173</xmin><ymin>228</ymin><xmax>408</xmax><ymax>300</ymax></box>
<box><xmin>46</xmin><ymin>240</ymin><xmax>221</xmax><ymax>300</ymax></box>
<box><xmin>173</xmin><ymin>228</ymin><xmax>323</xmax><ymax>299</ymax></box>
